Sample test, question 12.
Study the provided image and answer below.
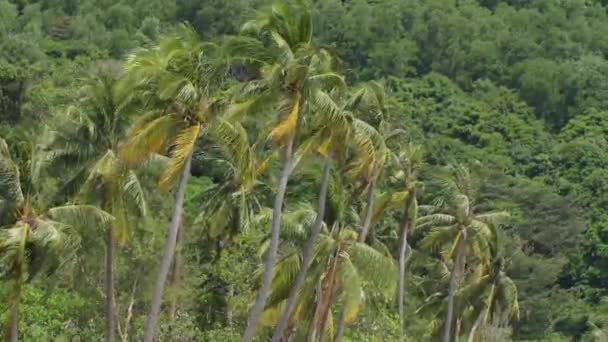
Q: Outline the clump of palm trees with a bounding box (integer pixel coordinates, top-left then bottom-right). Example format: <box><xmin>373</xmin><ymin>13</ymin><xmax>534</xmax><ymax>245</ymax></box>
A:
<box><xmin>0</xmin><ymin>1</ymin><xmax>519</xmax><ymax>341</ymax></box>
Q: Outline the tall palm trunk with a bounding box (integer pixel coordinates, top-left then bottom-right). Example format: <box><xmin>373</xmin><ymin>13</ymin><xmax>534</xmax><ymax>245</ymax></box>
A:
<box><xmin>143</xmin><ymin>152</ymin><xmax>193</xmax><ymax>342</ymax></box>
<box><xmin>397</xmin><ymin>190</ymin><xmax>415</xmax><ymax>339</ymax></box>
<box><xmin>8</xmin><ymin>292</ymin><xmax>20</xmax><ymax>342</ymax></box>
<box><xmin>334</xmin><ymin>309</ymin><xmax>347</xmax><ymax>342</ymax></box>
<box><xmin>318</xmin><ymin>249</ymin><xmax>341</xmax><ymax>342</ymax></box>
<box><xmin>443</xmin><ymin>230</ymin><xmax>467</xmax><ymax>342</ymax></box>
<box><xmin>468</xmin><ymin>308</ymin><xmax>486</xmax><ymax>342</ymax></box>
<box><xmin>168</xmin><ymin>211</ymin><xmax>185</xmax><ymax>321</ymax></box>
<box><xmin>105</xmin><ymin>226</ymin><xmax>116</xmax><ymax>342</ymax></box>
<box><xmin>397</xmin><ymin>219</ymin><xmax>409</xmax><ymax>340</ymax></box>
<box><xmin>226</xmin><ymin>284</ymin><xmax>234</xmax><ymax>327</ymax></box>
<box><xmin>272</xmin><ymin>155</ymin><xmax>332</xmax><ymax>341</ymax></box>
<box><xmin>307</xmin><ymin>279</ymin><xmax>324</xmax><ymax>342</ymax></box>
<box><xmin>242</xmin><ymin>137</ymin><xmax>295</xmax><ymax>342</ymax></box>
<box><xmin>357</xmin><ymin>180</ymin><xmax>375</xmax><ymax>243</ymax></box>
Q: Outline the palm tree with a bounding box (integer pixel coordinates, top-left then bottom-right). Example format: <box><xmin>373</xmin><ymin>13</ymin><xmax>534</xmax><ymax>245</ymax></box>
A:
<box><xmin>232</xmin><ymin>2</ymin><xmax>346</xmax><ymax>340</ymax></box>
<box><xmin>115</xmin><ymin>25</ymin><xmax>230</xmax><ymax>341</ymax></box>
<box><xmin>193</xmin><ymin>118</ymin><xmax>267</xmax><ymax>247</ymax></box>
<box><xmin>0</xmin><ymin>137</ymin><xmax>113</xmax><ymax>342</ymax></box>
<box><xmin>273</xmin><ymin>81</ymin><xmax>393</xmax><ymax>340</ymax></box>
<box><xmin>391</xmin><ymin>144</ymin><xmax>424</xmax><ymax>338</ymax></box>
<box><xmin>260</xmin><ymin>226</ymin><xmax>395</xmax><ymax>342</ymax></box>
<box><xmin>365</xmin><ymin>143</ymin><xmax>424</xmax><ymax>339</ymax></box>
<box><xmin>416</xmin><ymin>165</ymin><xmax>509</xmax><ymax>342</ymax></box>
<box><xmin>463</xmin><ymin>257</ymin><xmax>519</xmax><ymax>342</ymax></box>
<box><xmin>270</xmin><ymin>86</ymin><xmax>354</xmax><ymax>341</ymax></box>
<box><xmin>41</xmin><ymin>67</ymin><xmax>146</xmax><ymax>342</ymax></box>
<box><xmin>416</xmin><ymin>257</ymin><xmax>519</xmax><ymax>341</ymax></box>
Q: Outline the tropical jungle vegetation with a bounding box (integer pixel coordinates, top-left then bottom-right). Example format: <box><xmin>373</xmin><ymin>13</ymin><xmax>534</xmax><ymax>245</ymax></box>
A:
<box><xmin>2</xmin><ymin>0</ymin><xmax>608</xmax><ymax>341</ymax></box>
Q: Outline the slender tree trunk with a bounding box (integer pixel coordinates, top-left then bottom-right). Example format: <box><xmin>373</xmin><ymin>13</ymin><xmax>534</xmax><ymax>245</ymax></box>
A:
<box><xmin>397</xmin><ymin>190</ymin><xmax>415</xmax><ymax>340</ymax></box>
<box><xmin>8</xmin><ymin>297</ymin><xmax>19</xmax><ymax>342</ymax></box>
<box><xmin>307</xmin><ymin>279</ymin><xmax>324</xmax><ymax>342</ymax></box>
<box><xmin>105</xmin><ymin>227</ymin><xmax>116</xmax><ymax>342</ymax></box>
<box><xmin>118</xmin><ymin>279</ymin><xmax>137</xmax><ymax>342</ymax></box>
<box><xmin>272</xmin><ymin>155</ymin><xmax>332</xmax><ymax>341</ymax></box>
<box><xmin>168</xmin><ymin>211</ymin><xmax>185</xmax><ymax>321</ymax></box>
<box><xmin>357</xmin><ymin>180</ymin><xmax>376</xmax><ymax>243</ymax></box>
<box><xmin>397</xmin><ymin>219</ymin><xmax>409</xmax><ymax>340</ymax></box>
<box><xmin>443</xmin><ymin>230</ymin><xmax>467</xmax><ymax>342</ymax></box>
<box><xmin>318</xmin><ymin>253</ymin><xmax>340</xmax><ymax>342</ymax></box>
<box><xmin>242</xmin><ymin>137</ymin><xmax>295</xmax><ymax>342</ymax></box>
<box><xmin>226</xmin><ymin>284</ymin><xmax>234</xmax><ymax>327</ymax></box>
<box><xmin>143</xmin><ymin>152</ymin><xmax>193</xmax><ymax>342</ymax></box>
<box><xmin>468</xmin><ymin>308</ymin><xmax>486</xmax><ymax>342</ymax></box>
<box><xmin>334</xmin><ymin>309</ymin><xmax>347</xmax><ymax>342</ymax></box>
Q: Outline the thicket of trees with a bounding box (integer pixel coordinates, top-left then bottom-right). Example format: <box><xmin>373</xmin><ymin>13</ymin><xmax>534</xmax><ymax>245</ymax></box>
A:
<box><xmin>2</xmin><ymin>0</ymin><xmax>608</xmax><ymax>341</ymax></box>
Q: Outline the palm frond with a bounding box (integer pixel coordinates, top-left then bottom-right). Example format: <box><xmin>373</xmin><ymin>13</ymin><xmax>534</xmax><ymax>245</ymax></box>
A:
<box><xmin>415</xmin><ymin>214</ymin><xmax>456</xmax><ymax>231</ymax></box>
<box><xmin>48</xmin><ymin>205</ymin><xmax>115</xmax><ymax>229</ymax></box>
<box><xmin>420</xmin><ymin>225</ymin><xmax>458</xmax><ymax>253</ymax></box>
<box><xmin>158</xmin><ymin>124</ymin><xmax>202</xmax><ymax>190</ymax></box>
<box><xmin>346</xmin><ymin>238</ymin><xmax>396</xmax><ymax>300</ymax></box>
<box><xmin>120</xmin><ymin>114</ymin><xmax>183</xmax><ymax>166</ymax></box>
<box><xmin>122</xmin><ymin>170</ymin><xmax>147</xmax><ymax>216</ymax></box>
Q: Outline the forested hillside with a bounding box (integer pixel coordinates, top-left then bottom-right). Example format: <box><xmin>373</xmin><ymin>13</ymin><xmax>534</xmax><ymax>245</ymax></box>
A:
<box><xmin>1</xmin><ymin>0</ymin><xmax>608</xmax><ymax>341</ymax></box>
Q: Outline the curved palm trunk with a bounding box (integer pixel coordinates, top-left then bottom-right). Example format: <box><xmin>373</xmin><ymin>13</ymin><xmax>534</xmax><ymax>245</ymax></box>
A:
<box><xmin>105</xmin><ymin>227</ymin><xmax>116</xmax><ymax>342</ymax></box>
<box><xmin>242</xmin><ymin>137</ymin><xmax>295</xmax><ymax>342</ymax></box>
<box><xmin>143</xmin><ymin>152</ymin><xmax>193</xmax><ymax>342</ymax></box>
<box><xmin>468</xmin><ymin>308</ymin><xmax>486</xmax><ymax>342</ymax></box>
<box><xmin>357</xmin><ymin>180</ymin><xmax>375</xmax><ymax>243</ymax></box>
<box><xmin>397</xmin><ymin>190</ymin><xmax>415</xmax><ymax>340</ymax></box>
<box><xmin>443</xmin><ymin>230</ymin><xmax>467</xmax><ymax>342</ymax></box>
<box><xmin>272</xmin><ymin>155</ymin><xmax>332</xmax><ymax>341</ymax></box>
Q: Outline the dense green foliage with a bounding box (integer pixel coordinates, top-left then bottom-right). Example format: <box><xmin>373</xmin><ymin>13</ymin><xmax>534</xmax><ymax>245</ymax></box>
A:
<box><xmin>2</xmin><ymin>0</ymin><xmax>608</xmax><ymax>341</ymax></box>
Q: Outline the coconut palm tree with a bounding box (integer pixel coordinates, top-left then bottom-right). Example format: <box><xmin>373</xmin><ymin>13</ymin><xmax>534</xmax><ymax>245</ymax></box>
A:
<box><xmin>416</xmin><ymin>257</ymin><xmax>519</xmax><ymax>342</ymax></box>
<box><xmin>390</xmin><ymin>143</ymin><xmax>424</xmax><ymax>338</ymax></box>
<box><xmin>41</xmin><ymin>67</ymin><xmax>146</xmax><ymax>342</ymax></box>
<box><xmin>231</xmin><ymin>2</ymin><xmax>346</xmax><ymax>339</ymax></box>
<box><xmin>260</xmin><ymin>225</ymin><xmax>395</xmax><ymax>342</ymax></box>
<box><xmin>463</xmin><ymin>257</ymin><xmax>519</xmax><ymax>342</ymax></box>
<box><xmin>0</xmin><ymin>137</ymin><xmax>114</xmax><ymax>342</ymax></box>
<box><xmin>273</xmin><ymin>81</ymin><xmax>394</xmax><ymax>340</ymax></box>
<box><xmin>416</xmin><ymin>165</ymin><xmax>509</xmax><ymax>342</ymax></box>
<box><xmin>363</xmin><ymin>143</ymin><xmax>424</xmax><ymax>339</ymax></box>
<box><xmin>115</xmin><ymin>25</ymin><xmax>231</xmax><ymax>341</ymax></box>
<box><xmin>193</xmin><ymin>117</ymin><xmax>269</xmax><ymax>249</ymax></box>
<box><xmin>270</xmin><ymin>86</ymin><xmax>354</xmax><ymax>341</ymax></box>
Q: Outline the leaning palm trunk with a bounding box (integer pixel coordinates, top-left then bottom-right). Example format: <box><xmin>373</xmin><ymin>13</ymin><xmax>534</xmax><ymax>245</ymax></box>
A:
<box><xmin>397</xmin><ymin>190</ymin><xmax>415</xmax><ymax>340</ymax></box>
<box><xmin>443</xmin><ymin>230</ymin><xmax>467</xmax><ymax>342</ymax></box>
<box><xmin>272</xmin><ymin>155</ymin><xmax>332</xmax><ymax>341</ymax></box>
<box><xmin>168</xmin><ymin>211</ymin><xmax>185</xmax><ymax>321</ymax></box>
<box><xmin>357</xmin><ymin>180</ymin><xmax>375</xmax><ymax>243</ymax></box>
<box><xmin>242</xmin><ymin>137</ymin><xmax>295</xmax><ymax>342</ymax></box>
<box><xmin>105</xmin><ymin>226</ymin><xmax>116</xmax><ymax>342</ymax></box>
<box><xmin>468</xmin><ymin>308</ymin><xmax>486</xmax><ymax>342</ymax></box>
<box><xmin>307</xmin><ymin>279</ymin><xmax>324</xmax><ymax>342</ymax></box>
<box><xmin>143</xmin><ymin>152</ymin><xmax>193</xmax><ymax>342</ymax></box>
<box><xmin>318</xmin><ymin>250</ymin><xmax>341</xmax><ymax>342</ymax></box>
